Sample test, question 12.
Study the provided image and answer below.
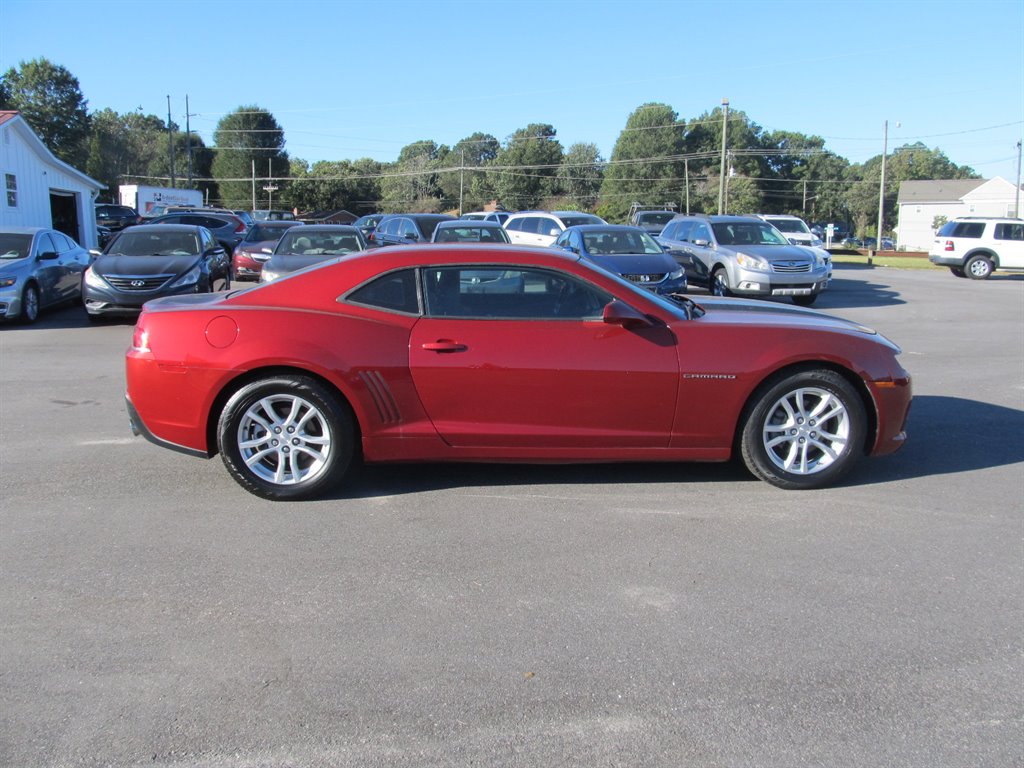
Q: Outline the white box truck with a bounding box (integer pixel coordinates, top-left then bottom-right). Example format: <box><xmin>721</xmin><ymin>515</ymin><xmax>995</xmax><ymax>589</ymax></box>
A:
<box><xmin>119</xmin><ymin>185</ymin><xmax>203</xmax><ymax>217</ymax></box>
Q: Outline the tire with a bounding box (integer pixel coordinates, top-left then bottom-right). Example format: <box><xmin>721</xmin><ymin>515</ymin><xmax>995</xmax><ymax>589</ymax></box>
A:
<box><xmin>711</xmin><ymin>267</ymin><xmax>731</xmax><ymax>297</ymax></box>
<box><xmin>740</xmin><ymin>369</ymin><xmax>866</xmax><ymax>490</ymax></box>
<box><xmin>19</xmin><ymin>283</ymin><xmax>40</xmax><ymax>324</ymax></box>
<box><xmin>217</xmin><ymin>375</ymin><xmax>354</xmax><ymax>501</ymax></box>
<box><xmin>792</xmin><ymin>294</ymin><xmax>817</xmax><ymax>307</ymax></box>
<box><xmin>949</xmin><ymin>267</ymin><xmax>966</xmax><ymax>278</ymax></box>
<box><xmin>965</xmin><ymin>255</ymin><xmax>994</xmax><ymax>280</ymax></box>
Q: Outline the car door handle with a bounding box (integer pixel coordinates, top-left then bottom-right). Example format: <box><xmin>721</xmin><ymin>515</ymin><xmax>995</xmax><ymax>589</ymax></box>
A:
<box><xmin>421</xmin><ymin>341</ymin><xmax>467</xmax><ymax>353</ymax></box>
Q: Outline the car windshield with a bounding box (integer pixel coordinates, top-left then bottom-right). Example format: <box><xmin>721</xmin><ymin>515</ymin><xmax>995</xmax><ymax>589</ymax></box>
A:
<box><xmin>769</xmin><ymin>219</ymin><xmax>810</xmax><ymax>234</ymax></box>
<box><xmin>435</xmin><ymin>226</ymin><xmax>510</xmax><ymax>243</ymax></box>
<box><xmin>583</xmin><ymin>229</ymin><xmax>663</xmax><ymax>255</ymax></box>
<box><xmin>246</xmin><ymin>224</ymin><xmax>293</xmax><ymax>242</ymax></box>
<box><xmin>638</xmin><ymin>212</ymin><xmax>675</xmax><ymax>226</ymax></box>
<box><xmin>278</xmin><ymin>232</ymin><xmax>363</xmax><ymax>255</ymax></box>
<box><xmin>712</xmin><ymin>222</ymin><xmax>790</xmax><ymax>246</ymax></box>
<box><xmin>0</xmin><ymin>234</ymin><xmax>32</xmax><ymax>259</ymax></box>
<box><xmin>560</xmin><ymin>214</ymin><xmax>603</xmax><ymax>228</ymax></box>
<box><xmin>108</xmin><ymin>231</ymin><xmax>200</xmax><ymax>256</ymax></box>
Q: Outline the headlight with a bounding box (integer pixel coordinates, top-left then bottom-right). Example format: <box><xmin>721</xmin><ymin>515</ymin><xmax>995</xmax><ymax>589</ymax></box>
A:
<box><xmin>84</xmin><ymin>267</ymin><xmax>109</xmax><ymax>289</ymax></box>
<box><xmin>260</xmin><ymin>270</ymin><xmax>279</xmax><ymax>283</ymax></box>
<box><xmin>668</xmin><ymin>268</ymin><xmax>685</xmax><ymax>280</ymax></box>
<box><xmin>0</xmin><ymin>276</ymin><xmax>18</xmax><ymax>288</ymax></box>
<box><xmin>735</xmin><ymin>252</ymin><xmax>770</xmax><ymax>272</ymax></box>
<box><xmin>811</xmin><ymin>237</ymin><xmax>824</xmax><ymax>247</ymax></box>
<box><xmin>170</xmin><ymin>265</ymin><xmax>201</xmax><ymax>288</ymax></box>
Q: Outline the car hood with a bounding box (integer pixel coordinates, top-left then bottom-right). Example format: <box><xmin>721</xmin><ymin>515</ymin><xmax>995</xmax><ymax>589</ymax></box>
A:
<box><xmin>93</xmin><ymin>254</ymin><xmax>200</xmax><ymax>276</ymax></box>
<box><xmin>692</xmin><ymin>296</ymin><xmax>897</xmax><ymax>346</ymax></box>
<box><xmin>0</xmin><ymin>257</ymin><xmax>30</xmax><ymax>275</ymax></box>
<box><xmin>729</xmin><ymin>244</ymin><xmax>817</xmax><ymax>261</ymax></box>
<box><xmin>236</xmin><ymin>239</ymin><xmax>277</xmax><ymax>252</ymax></box>
<box><xmin>263</xmin><ymin>254</ymin><xmax>339</xmax><ymax>274</ymax></box>
<box><xmin>586</xmin><ymin>252</ymin><xmax>678</xmax><ymax>274</ymax></box>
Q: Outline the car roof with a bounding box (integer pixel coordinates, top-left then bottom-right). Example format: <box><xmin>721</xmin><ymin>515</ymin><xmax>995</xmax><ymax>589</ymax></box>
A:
<box><xmin>283</xmin><ymin>224</ymin><xmax>359</xmax><ymax>233</ymax></box>
<box><xmin>127</xmin><ymin>224</ymin><xmax>206</xmax><ymax>233</ymax></box>
<box><xmin>563</xmin><ymin>224</ymin><xmax>649</xmax><ymax>233</ymax></box>
<box><xmin>436</xmin><ymin>220</ymin><xmax>504</xmax><ymax>228</ymax></box>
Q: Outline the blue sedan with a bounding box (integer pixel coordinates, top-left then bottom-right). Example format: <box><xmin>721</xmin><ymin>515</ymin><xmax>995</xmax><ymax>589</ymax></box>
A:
<box><xmin>553</xmin><ymin>225</ymin><xmax>687</xmax><ymax>295</ymax></box>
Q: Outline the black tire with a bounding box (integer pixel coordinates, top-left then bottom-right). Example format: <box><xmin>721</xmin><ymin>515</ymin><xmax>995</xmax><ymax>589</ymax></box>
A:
<box><xmin>965</xmin><ymin>254</ymin><xmax>994</xmax><ymax>280</ymax></box>
<box><xmin>19</xmin><ymin>283</ymin><xmax>40</xmax><ymax>324</ymax></box>
<box><xmin>792</xmin><ymin>294</ymin><xmax>817</xmax><ymax>307</ymax></box>
<box><xmin>740</xmin><ymin>369</ymin><xmax>866</xmax><ymax>490</ymax></box>
<box><xmin>949</xmin><ymin>267</ymin><xmax>966</xmax><ymax>278</ymax></box>
<box><xmin>711</xmin><ymin>267</ymin><xmax>731</xmax><ymax>297</ymax></box>
<box><xmin>217</xmin><ymin>375</ymin><xmax>354</xmax><ymax>500</ymax></box>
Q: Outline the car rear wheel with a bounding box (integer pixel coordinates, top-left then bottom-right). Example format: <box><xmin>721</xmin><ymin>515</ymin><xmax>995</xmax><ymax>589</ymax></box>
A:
<box><xmin>965</xmin><ymin>255</ymin><xmax>994</xmax><ymax>280</ymax></box>
<box><xmin>740</xmin><ymin>369</ymin><xmax>865</xmax><ymax>490</ymax></box>
<box><xmin>218</xmin><ymin>375</ymin><xmax>354</xmax><ymax>500</ymax></box>
<box><xmin>20</xmin><ymin>283</ymin><xmax>40</xmax><ymax>324</ymax></box>
<box><xmin>712</xmin><ymin>268</ymin><xmax>731</xmax><ymax>297</ymax></box>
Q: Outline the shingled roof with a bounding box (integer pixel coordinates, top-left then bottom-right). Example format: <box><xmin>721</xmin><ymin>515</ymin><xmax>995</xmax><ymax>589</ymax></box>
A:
<box><xmin>897</xmin><ymin>179</ymin><xmax>987</xmax><ymax>204</ymax></box>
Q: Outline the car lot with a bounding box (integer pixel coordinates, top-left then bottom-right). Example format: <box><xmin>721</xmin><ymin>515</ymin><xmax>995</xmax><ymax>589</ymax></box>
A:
<box><xmin>1</xmin><ymin>264</ymin><xmax>1021</xmax><ymax>766</ymax></box>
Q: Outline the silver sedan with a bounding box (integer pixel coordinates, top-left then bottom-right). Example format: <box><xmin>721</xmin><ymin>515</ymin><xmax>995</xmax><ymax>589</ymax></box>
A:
<box><xmin>0</xmin><ymin>227</ymin><xmax>91</xmax><ymax>323</ymax></box>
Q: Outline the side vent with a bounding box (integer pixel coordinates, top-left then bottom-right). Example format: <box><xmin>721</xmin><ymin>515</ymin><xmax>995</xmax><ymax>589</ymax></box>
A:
<box><xmin>358</xmin><ymin>371</ymin><xmax>401</xmax><ymax>424</ymax></box>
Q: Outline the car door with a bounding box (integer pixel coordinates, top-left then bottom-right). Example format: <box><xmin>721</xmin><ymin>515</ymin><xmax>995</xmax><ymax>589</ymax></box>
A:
<box><xmin>408</xmin><ymin>265</ymin><xmax>680</xmax><ymax>448</ymax></box>
<box><xmin>994</xmin><ymin>223</ymin><xmax>1024</xmax><ymax>268</ymax></box>
<box><xmin>51</xmin><ymin>231</ymin><xmax>85</xmax><ymax>299</ymax></box>
<box><xmin>32</xmin><ymin>232</ymin><xmax>65</xmax><ymax>306</ymax></box>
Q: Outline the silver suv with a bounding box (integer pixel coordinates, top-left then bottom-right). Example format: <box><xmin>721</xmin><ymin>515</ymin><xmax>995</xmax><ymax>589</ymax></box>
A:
<box><xmin>657</xmin><ymin>215</ymin><xmax>830</xmax><ymax>306</ymax></box>
<box><xmin>928</xmin><ymin>217</ymin><xmax>1024</xmax><ymax>279</ymax></box>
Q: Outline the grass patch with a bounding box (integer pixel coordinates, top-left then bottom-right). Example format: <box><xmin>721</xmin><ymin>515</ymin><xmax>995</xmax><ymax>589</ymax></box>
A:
<box><xmin>831</xmin><ymin>254</ymin><xmax>939</xmax><ymax>270</ymax></box>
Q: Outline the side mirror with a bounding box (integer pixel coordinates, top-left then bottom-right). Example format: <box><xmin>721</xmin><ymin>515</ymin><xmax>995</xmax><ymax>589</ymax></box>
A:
<box><xmin>692</xmin><ymin>238</ymin><xmax>710</xmax><ymax>247</ymax></box>
<box><xmin>260</xmin><ymin>247</ymin><xmax>273</xmax><ymax>254</ymax></box>
<box><xmin>37</xmin><ymin>250</ymin><xmax>59</xmax><ymax>261</ymax></box>
<box><xmin>602</xmin><ymin>300</ymin><xmax>654</xmax><ymax>329</ymax></box>
<box><xmin>405</xmin><ymin>233</ymin><xmax>419</xmax><ymax>242</ymax></box>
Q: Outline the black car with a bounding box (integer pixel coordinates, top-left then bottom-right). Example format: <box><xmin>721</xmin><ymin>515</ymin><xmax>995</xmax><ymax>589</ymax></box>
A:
<box><xmin>83</xmin><ymin>224</ymin><xmax>230</xmax><ymax>320</ymax></box>
<box><xmin>372</xmin><ymin>214</ymin><xmax>455</xmax><ymax>247</ymax></box>
<box><xmin>146</xmin><ymin>212</ymin><xmax>248</xmax><ymax>255</ymax></box>
<box><xmin>352</xmin><ymin>214</ymin><xmax>385</xmax><ymax>245</ymax></box>
<box><xmin>95</xmin><ymin>204</ymin><xmax>140</xmax><ymax>232</ymax></box>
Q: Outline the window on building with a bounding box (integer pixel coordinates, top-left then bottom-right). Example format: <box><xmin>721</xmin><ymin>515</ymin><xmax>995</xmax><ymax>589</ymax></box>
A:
<box><xmin>5</xmin><ymin>174</ymin><xmax>16</xmax><ymax>207</ymax></box>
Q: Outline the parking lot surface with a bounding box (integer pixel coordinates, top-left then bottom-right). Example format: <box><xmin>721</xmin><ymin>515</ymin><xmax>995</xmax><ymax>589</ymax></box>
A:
<box><xmin>1</xmin><ymin>264</ymin><xmax>1021</xmax><ymax>767</ymax></box>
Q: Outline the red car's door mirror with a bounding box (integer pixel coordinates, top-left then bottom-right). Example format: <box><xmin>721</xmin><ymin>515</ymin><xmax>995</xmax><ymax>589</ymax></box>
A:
<box><xmin>602</xmin><ymin>300</ymin><xmax>654</xmax><ymax>329</ymax></box>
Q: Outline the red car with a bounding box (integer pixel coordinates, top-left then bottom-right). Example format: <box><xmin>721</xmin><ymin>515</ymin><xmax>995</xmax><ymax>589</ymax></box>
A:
<box><xmin>125</xmin><ymin>245</ymin><xmax>911</xmax><ymax>500</ymax></box>
<box><xmin>231</xmin><ymin>221</ymin><xmax>303</xmax><ymax>281</ymax></box>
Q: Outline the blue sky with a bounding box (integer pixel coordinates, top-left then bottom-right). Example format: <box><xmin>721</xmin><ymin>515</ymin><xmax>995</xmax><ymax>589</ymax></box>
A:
<box><xmin>2</xmin><ymin>0</ymin><xmax>1022</xmax><ymax>183</ymax></box>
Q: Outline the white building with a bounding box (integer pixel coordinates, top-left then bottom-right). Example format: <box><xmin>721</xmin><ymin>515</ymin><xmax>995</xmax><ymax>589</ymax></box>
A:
<box><xmin>0</xmin><ymin>110</ymin><xmax>103</xmax><ymax>249</ymax></box>
<box><xmin>896</xmin><ymin>177</ymin><xmax>1021</xmax><ymax>251</ymax></box>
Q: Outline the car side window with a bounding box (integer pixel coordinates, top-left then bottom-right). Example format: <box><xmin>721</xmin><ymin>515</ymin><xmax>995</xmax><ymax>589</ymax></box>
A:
<box><xmin>36</xmin><ymin>232</ymin><xmax>57</xmax><ymax>256</ymax></box>
<box><xmin>519</xmin><ymin>217</ymin><xmax>542</xmax><ymax>235</ymax></box>
<box><xmin>399</xmin><ymin>219</ymin><xmax>419</xmax><ymax>239</ymax></box>
<box><xmin>346</xmin><ymin>269</ymin><xmax>420</xmax><ymax>314</ymax></box>
<box><xmin>52</xmin><ymin>232</ymin><xmax>74</xmax><ymax>252</ymax></box>
<box><xmin>995</xmin><ymin>223</ymin><xmax>1023</xmax><ymax>241</ymax></box>
<box><xmin>690</xmin><ymin>223</ymin><xmax>711</xmax><ymax>243</ymax></box>
<box><xmin>505</xmin><ymin>218</ymin><xmax>523</xmax><ymax>232</ymax></box>
<box><xmin>661</xmin><ymin>222</ymin><xmax>677</xmax><ymax>239</ymax></box>
<box><xmin>554</xmin><ymin>231</ymin><xmax>571</xmax><ymax>248</ymax></box>
<box><xmin>422</xmin><ymin>266</ymin><xmax>609</xmax><ymax>320</ymax></box>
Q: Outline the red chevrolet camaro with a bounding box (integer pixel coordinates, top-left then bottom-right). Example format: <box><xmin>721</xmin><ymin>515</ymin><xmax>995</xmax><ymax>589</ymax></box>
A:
<box><xmin>125</xmin><ymin>245</ymin><xmax>911</xmax><ymax>500</ymax></box>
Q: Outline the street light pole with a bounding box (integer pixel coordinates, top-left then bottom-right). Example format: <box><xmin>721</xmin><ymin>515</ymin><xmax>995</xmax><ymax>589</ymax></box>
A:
<box><xmin>875</xmin><ymin>119</ymin><xmax>889</xmax><ymax>263</ymax></box>
<box><xmin>1015</xmin><ymin>140</ymin><xmax>1022</xmax><ymax>218</ymax></box>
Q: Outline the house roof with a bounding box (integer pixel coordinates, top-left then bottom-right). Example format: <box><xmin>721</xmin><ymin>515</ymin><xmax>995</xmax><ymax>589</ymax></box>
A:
<box><xmin>897</xmin><ymin>179</ymin><xmax>986</xmax><ymax>204</ymax></box>
<box><xmin>0</xmin><ymin>111</ymin><xmax>103</xmax><ymax>191</ymax></box>
<box><xmin>0</xmin><ymin>110</ymin><xmax>19</xmax><ymax>126</ymax></box>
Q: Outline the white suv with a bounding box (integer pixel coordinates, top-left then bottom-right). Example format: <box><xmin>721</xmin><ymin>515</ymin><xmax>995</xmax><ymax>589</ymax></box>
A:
<box><xmin>503</xmin><ymin>211</ymin><xmax>605</xmax><ymax>247</ymax></box>
<box><xmin>928</xmin><ymin>217</ymin><xmax>1024</xmax><ymax>279</ymax></box>
<box><xmin>755</xmin><ymin>214</ymin><xmax>824</xmax><ymax>248</ymax></box>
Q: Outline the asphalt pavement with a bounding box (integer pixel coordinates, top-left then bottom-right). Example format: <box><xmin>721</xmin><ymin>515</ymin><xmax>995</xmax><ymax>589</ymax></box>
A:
<box><xmin>1</xmin><ymin>264</ymin><xmax>1021</xmax><ymax>767</ymax></box>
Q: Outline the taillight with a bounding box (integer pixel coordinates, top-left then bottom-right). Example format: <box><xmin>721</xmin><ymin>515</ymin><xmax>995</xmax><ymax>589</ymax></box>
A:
<box><xmin>132</xmin><ymin>315</ymin><xmax>150</xmax><ymax>352</ymax></box>
<box><xmin>944</xmin><ymin>240</ymin><xmax>955</xmax><ymax>252</ymax></box>
<box><xmin>234</xmin><ymin>219</ymin><xmax>246</xmax><ymax>233</ymax></box>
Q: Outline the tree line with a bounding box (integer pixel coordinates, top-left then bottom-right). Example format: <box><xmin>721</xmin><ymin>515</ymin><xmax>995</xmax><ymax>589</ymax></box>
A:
<box><xmin>2</xmin><ymin>58</ymin><xmax>978</xmax><ymax>236</ymax></box>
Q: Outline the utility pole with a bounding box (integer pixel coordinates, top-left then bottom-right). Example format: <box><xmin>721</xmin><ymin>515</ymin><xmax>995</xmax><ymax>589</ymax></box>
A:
<box><xmin>185</xmin><ymin>95</ymin><xmax>194</xmax><ymax>188</ymax></box>
<box><xmin>802</xmin><ymin>180</ymin><xmax>807</xmax><ymax>214</ymax></box>
<box><xmin>718</xmin><ymin>98</ymin><xmax>729</xmax><ymax>215</ymax></box>
<box><xmin>1015</xmin><ymin>140</ymin><xmax>1022</xmax><ymax>218</ymax></box>
<box><xmin>723</xmin><ymin>151</ymin><xmax>732</xmax><ymax>215</ymax></box>
<box><xmin>459</xmin><ymin>149</ymin><xmax>465</xmax><ymax>216</ymax></box>
<box><xmin>875</xmin><ymin>119</ymin><xmax>890</xmax><ymax>265</ymax></box>
<box><xmin>684</xmin><ymin>157</ymin><xmax>690</xmax><ymax>215</ymax></box>
<box><xmin>263</xmin><ymin>158</ymin><xmax>278</xmax><ymax>210</ymax></box>
<box><xmin>166</xmin><ymin>95</ymin><xmax>175</xmax><ymax>187</ymax></box>
<box><xmin>251</xmin><ymin>159</ymin><xmax>256</xmax><ymax>212</ymax></box>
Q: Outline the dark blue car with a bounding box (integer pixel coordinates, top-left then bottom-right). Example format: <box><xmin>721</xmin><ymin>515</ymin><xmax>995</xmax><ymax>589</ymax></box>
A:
<box><xmin>553</xmin><ymin>225</ymin><xmax>687</xmax><ymax>295</ymax></box>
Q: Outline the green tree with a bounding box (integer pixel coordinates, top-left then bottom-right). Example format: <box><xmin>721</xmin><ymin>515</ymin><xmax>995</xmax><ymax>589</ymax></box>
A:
<box><xmin>599</xmin><ymin>104</ymin><xmax>684</xmax><ymax>221</ymax></box>
<box><xmin>492</xmin><ymin>124</ymin><xmax>563</xmax><ymax>210</ymax></box>
<box><xmin>437</xmin><ymin>133</ymin><xmax>501</xmax><ymax>212</ymax></box>
<box><xmin>212</xmin><ymin>106</ymin><xmax>288</xmax><ymax>208</ymax></box>
<box><xmin>288</xmin><ymin>157</ymin><xmax>383</xmax><ymax>213</ymax></box>
<box><xmin>379</xmin><ymin>140</ymin><xmax>444</xmax><ymax>212</ymax></box>
<box><xmin>1</xmin><ymin>57</ymin><xmax>90</xmax><ymax>166</ymax></box>
<box><xmin>558</xmin><ymin>143</ymin><xmax>604</xmax><ymax>210</ymax></box>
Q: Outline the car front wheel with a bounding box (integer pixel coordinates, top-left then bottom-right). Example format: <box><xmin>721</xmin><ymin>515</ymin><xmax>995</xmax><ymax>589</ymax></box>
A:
<box><xmin>965</xmin><ymin>255</ymin><xmax>994</xmax><ymax>279</ymax></box>
<box><xmin>20</xmin><ymin>283</ymin><xmax>40</xmax><ymax>324</ymax></box>
<box><xmin>712</xmin><ymin>268</ymin><xmax>731</xmax><ymax>297</ymax></box>
<box><xmin>218</xmin><ymin>375</ymin><xmax>354</xmax><ymax>500</ymax></box>
<box><xmin>740</xmin><ymin>369</ymin><xmax>866</xmax><ymax>490</ymax></box>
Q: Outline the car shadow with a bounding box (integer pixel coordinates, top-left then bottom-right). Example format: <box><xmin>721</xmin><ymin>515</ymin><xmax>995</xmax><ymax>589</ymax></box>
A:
<box><xmin>330</xmin><ymin>395</ymin><xmax>1022</xmax><ymax>500</ymax></box>
<box><xmin>811</xmin><ymin>266</ymin><xmax>906</xmax><ymax>309</ymax></box>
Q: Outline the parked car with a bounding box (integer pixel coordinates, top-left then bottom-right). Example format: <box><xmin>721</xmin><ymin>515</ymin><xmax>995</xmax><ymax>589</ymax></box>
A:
<box><xmin>461</xmin><ymin>211</ymin><xmax>511</xmax><ymax>225</ymax></box>
<box><xmin>252</xmin><ymin>210</ymin><xmax>296</xmax><ymax>221</ymax></box>
<box><xmin>928</xmin><ymin>217</ymin><xmax>1024</xmax><ymax>278</ymax></box>
<box><xmin>431</xmin><ymin>221</ymin><xmax>511</xmax><ymax>243</ymax></box>
<box><xmin>145</xmin><ymin>212</ymin><xmax>248</xmax><ymax>255</ymax></box>
<box><xmin>373</xmin><ymin>214</ymin><xmax>455</xmax><ymax>247</ymax></box>
<box><xmin>630</xmin><ymin>210</ymin><xmax>676</xmax><ymax>236</ymax></box>
<box><xmin>842</xmin><ymin>236</ymin><xmax>864</xmax><ymax>248</ymax></box>
<box><xmin>259</xmin><ymin>225</ymin><xmax>367</xmax><ymax>283</ymax></box>
<box><xmin>124</xmin><ymin>244</ymin><xmax>912</xmax><ymax>501</ymax></box>
<box><xmin>231</xmin><ymin>210</ymin><xmax>256</xmax><ymax>230</ymax></box>
<box><xmin>656</xmin><ymin>215</ymin><xmax>829</xmax><ymax>306</ymax></box>
<box><xmin>83</xmin><ymin>224</ymin><xmax>229</xmax><ymax>320</ymax></box>
<box><xmin>94</xmin><ymin>204</ymin><xmax>140</xmax><ymax>232</ymax></box>
<box><xmin>503</xmin><ymin>211</ymin><xmax>606</xmax><ymax>247</ymax></box>
<box><xmin>232</xmin><ymin>221</ymin><xmax>304</xmax><ymax>282</ymax></box>
<box><xmin>553</xmin><ymin>225</ymin><xmax>686</xmax><ymax>294</ymax></box>
<box><xmin>862</xmin><ymin>237</ymin><xmax>895</xmax><ymax>250</ymax></box>
<box><xmin>353</xmin><ymin>214</ymin><xmax>385</xmax><ymax>245</ymax></box>
<box><xmin>755</xmin><ymin>215</ymin><xmax>824</xmax><ymax>248</ymax></box>
<box><xmin>97</xmin><ymin>225</ymin><xmax>113</xmax><ymax>250</ymax></box>
<box><xmin>0</xmin><ymin>227</ymin><xmax>91</xmax><ymax>323</ymax></box>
